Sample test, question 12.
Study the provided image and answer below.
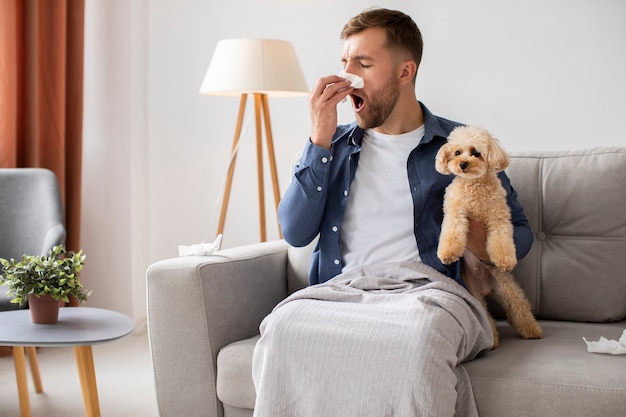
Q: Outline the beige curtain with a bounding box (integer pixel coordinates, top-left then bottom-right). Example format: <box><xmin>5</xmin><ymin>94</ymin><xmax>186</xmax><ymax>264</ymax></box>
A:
<box><xmin>0</xmin><ymin>0</ymin><xmax>85</xmax><ymax>251</ymax></box>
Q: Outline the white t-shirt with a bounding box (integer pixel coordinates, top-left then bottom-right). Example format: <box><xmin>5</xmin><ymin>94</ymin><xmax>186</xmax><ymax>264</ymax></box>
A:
<box><xmin>340</xmin><ymin>125</ymin><xmax>425</xmax><ymax>273</ymax></box>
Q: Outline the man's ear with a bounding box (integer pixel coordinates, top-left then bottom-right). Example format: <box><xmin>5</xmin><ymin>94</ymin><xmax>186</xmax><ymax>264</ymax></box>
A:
<box><xmin>398</xmin><ymin>60</ymin><xmax>417</xmax><ymax>86</ymax></box>
<box><xmin>435</xmin><ymin>143</ymin><xmax>452</xmax><ymax>175</ymax></box>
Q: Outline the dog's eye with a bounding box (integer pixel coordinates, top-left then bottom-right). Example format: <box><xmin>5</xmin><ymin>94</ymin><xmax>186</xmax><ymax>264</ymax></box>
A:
<box><xmin>454</xmin><ymin>150</ymin><xmax>461</xmax><ymax>156</ymax></box>
<box><xmin>471</xmin><ymin>149</ymin><xmax>481</xmax><ymax>157</ymax></box>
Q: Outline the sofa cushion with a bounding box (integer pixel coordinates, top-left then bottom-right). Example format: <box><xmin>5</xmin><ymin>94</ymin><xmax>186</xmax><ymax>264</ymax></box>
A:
<box><xmin>217</xmin><ymin>321</ymin><xmax>626</xmax><ymax>415</ymax></box>
<box><xmin>508</xmin><ymin>148</ymin><xmax>626</xmax><ymax>321</ymax></box>
<box><xmin>217</xmin><ymin>335</ymin><xmax>259</xmax><ymax>410</ymax></box>
<box><xmin>464</xmin><ymin>320</ymin><xmax>626</xmax><ymax>417</ymax></box>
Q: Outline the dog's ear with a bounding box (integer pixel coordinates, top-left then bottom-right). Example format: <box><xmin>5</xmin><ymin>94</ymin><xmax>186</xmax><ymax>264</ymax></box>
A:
<box><xmin>484</xmin><ymin>137</ymin><xmax>510</xmax><ymax>171</ymax></box>
<box><xmin>435</xmin><ymin>143</ymin><xmax>452</xmax><ymax>174</ymax></box>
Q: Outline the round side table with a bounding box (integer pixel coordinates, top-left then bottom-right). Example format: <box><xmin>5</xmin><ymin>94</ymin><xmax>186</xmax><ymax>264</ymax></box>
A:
<box><xmin>0</xmin><ymin>307</ymin><xmax>135</xmax><ymax>417</ymax></box>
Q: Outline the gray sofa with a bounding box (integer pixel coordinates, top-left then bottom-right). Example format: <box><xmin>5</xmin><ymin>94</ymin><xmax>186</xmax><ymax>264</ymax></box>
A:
<box><xmin>147</xmin><ymin>147</ymin><xmax>626</xmax><ymax>417</ymax></box>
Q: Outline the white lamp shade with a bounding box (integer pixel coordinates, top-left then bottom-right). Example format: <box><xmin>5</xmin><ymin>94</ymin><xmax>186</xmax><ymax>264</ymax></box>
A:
<box><xmin>199</xmin><ymin>39</ymin><xmax>309</xmax><ymax>97</ymax></box>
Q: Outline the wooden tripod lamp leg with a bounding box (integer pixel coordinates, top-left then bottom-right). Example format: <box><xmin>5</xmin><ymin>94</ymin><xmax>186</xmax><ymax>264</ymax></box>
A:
<box><xmin>254</xmin><ymin>93</ymin><xmax>267</xmax><ymax>241</ymax></box>
<box><xmin>216</xmin><ymin>93</ymin><xmax>284</xmax><ymax>242</ymax></box>
<box><xmin>260</xmin><ymin>94</ymin><xmax>283</xmax><ymax>238</ymax></box>
<box><xmin>217</xmin><ymin>94</ymin><xmax>248</xmax><ymax>237</ymax></box>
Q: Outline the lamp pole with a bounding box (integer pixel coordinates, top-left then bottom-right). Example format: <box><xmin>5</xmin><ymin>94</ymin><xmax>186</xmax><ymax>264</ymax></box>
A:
<box><xmin>217</xmin><ymin>93</ymin><xmax>282</xmax><ymax>242</ymax></box>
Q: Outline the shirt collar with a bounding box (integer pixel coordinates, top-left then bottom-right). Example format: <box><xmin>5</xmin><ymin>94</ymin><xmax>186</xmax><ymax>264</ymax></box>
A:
<box><xmin>420</xmin><ymin>102</ymin><xmax>454</xmax><ymax>145</ymax></box>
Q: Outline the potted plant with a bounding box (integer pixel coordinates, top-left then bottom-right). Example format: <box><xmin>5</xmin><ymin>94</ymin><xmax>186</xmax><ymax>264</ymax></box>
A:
<box><xmin>0</xmin><ymin>244</ymin><xmax>91</xmax><ymax>324</ymax></box>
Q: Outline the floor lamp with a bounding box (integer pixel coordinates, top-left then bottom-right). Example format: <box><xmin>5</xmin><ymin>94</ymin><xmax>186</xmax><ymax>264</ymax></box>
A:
<box><xmin>199</xmin><ymin>39</ymin><xmax>309</xmax><ymax>242</ymax></box>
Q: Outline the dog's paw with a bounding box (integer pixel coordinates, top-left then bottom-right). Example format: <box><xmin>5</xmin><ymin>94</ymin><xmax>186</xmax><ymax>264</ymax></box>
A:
<box><xmin>487</xmin><ymin>239</ymin><xmax>518</xmax><ymax>271</ymax></box>
<box><xmin>437</xmin><ymin>248</ymin><xmax>460</xmax><ymax>265</ymax></box>
<box><xmin>491</xmin><ymin>254</ymin><xmax>517</xmax><ymax>272</ymax></box>
<box><xmin>510</xmin><ymin>312</ymin><xmax>543</xmax><ymax>340</ymax></box>
<box><xmin>437</xmin><ymin>239</ymin><xmax>465</xmax><ymax>265</ymax></box>
<box><xmin>517</xmin><ymin>321</ymin><xmax>543</xmax><ymax>340</ymax></box>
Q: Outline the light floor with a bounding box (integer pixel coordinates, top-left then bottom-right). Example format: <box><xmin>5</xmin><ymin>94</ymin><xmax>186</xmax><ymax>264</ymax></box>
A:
<box><xmin>0</xmin><ymin>330</ymin><xmax>159</xmax><ymax>417</ymax></box>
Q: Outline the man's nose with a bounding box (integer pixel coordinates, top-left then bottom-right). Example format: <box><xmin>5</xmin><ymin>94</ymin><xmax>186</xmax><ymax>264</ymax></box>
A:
<box><xmin>343</xmin><ymin>61</ymin><xmax>359</xmax><ymax>76</ymax></box>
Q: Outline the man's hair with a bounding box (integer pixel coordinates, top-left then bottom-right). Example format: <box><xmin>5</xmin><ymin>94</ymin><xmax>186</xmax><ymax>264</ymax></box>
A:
<box><xmin>341</xmin><ymin>8</ymin><xmax>423</xmax><ymax>73</ymax></box>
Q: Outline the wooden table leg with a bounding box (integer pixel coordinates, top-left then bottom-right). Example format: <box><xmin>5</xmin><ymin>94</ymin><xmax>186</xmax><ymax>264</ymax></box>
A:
<box><xmin>74</xmin><ymin>345</ymin><xmax>101</xmax><ymax>417</ymax></box>
<box><xmin>12</xmin><ymin>346</ymin><xmax>31</xmax><ymax>417</ymax></box>
<box><xmin>25</xmin><ymin>347</ymin><xmax>43</xmax><ymax>393</ymax></box>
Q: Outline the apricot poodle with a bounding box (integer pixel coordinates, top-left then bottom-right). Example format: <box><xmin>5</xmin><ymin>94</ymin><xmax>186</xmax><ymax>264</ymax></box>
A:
<box><xmin>435</xmin><ymin>125</ymin><xmax>542</xmax><ymax>348</ymax></box>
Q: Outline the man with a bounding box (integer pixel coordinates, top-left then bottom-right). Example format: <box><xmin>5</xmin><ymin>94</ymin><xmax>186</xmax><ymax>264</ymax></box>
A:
<box><xmin>252</xmin><ymin>8</ymin><xmax>533</xmax><ymax>417</ymax></box>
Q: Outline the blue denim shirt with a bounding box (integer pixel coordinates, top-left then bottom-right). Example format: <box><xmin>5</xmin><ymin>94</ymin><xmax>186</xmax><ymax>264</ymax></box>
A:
<box><xmin>278</xmin><ymin>102</ymin><xmax>533</xmax><ymax>287</ymax></box>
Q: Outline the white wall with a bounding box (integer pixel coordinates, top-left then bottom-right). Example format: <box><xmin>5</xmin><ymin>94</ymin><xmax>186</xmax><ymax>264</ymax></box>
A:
<box><xmin>82</xmin><ymin>0</ymin><xmax>148</xmax><ymax>323</ymax></box>
<box><xmin>82</xmin><ymin>0</ymin><xmax>626</xmax><ymax>323</ymax></box>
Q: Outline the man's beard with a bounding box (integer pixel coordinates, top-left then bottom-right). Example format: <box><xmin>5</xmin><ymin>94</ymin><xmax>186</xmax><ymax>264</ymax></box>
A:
<box><xmin>354</xmin><ymin>76</ymin><xmax>400</xmax><ymax>130</ymax></box>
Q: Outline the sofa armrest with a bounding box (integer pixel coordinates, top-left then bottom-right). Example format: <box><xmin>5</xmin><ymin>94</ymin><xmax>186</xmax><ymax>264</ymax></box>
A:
<box><xmin>146</xmin><ymin>239</ymin><xmax>289</xmax><ymax>417</ymax></box>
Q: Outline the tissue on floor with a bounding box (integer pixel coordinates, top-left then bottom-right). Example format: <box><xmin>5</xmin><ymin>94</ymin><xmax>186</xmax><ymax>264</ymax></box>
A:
<box><xmin>583</xmin><ymin>329</ymin><xmax>626</xmax><ymax>354</ymax></box>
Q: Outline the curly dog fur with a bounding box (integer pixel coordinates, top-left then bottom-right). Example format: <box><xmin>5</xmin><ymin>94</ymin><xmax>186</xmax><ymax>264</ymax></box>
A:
<box><xmin>436</xmin><ymin>125</ymin><xmax>542</xmax><ymax>348</ymax></box>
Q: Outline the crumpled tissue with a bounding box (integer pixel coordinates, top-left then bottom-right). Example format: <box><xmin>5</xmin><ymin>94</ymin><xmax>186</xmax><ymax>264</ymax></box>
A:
<box><xmin>338</xmin><ymin>71</ymin><xmax>364</xmax><ymax>104</ymax></box>
<box><xmin>339</xmin><ymin>70</ymin><xmax>364</xmax><ymax>89</ymax></box>
<box><xmin>178</xmin><ymin>234</ymin><xmax>222</xmax><ymax>256</ymax></box>
<box><xmin>583</xmin><ymin>329</ymin><xmax>626</xmax><ymax>354</ymax></box>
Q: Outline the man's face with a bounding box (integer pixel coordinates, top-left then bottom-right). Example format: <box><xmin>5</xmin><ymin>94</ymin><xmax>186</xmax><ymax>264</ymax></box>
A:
<box><xmin>342</xmin><ymin>27</ymin><xmax>400</xmax><ymax>130</ymax></box>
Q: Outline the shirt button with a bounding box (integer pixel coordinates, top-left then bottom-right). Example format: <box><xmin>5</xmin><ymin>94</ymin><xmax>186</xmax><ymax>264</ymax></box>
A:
<box><xmin>317</xmin><ymin>186</ymin><xmax>322</xmax><ymax>192</ymax></box>
<box><xmin>343</xmin><ymin>190</ymin><xmax>348</xmax><ymax>196</ymax></box>
<box><xmin>321</xmin><ymin>157</ymin><xmax>328</xmax><ymax>163</ymax></box>
<box><xmin>334</xmin><ymin>259</ymin><xmax>340</xmax><ymax>265</ymax></box>
<box><xmin>332</xmin><ymin>226</ymin><xmax>338</xmax><ymax>232</ymax></box>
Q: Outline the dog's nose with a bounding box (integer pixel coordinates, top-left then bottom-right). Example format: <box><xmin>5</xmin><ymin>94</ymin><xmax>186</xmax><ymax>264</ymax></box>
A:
<box><xmin>459</xmin><ymin>161</ymin><xmax>468</xmax><ymax>171</ymax></box>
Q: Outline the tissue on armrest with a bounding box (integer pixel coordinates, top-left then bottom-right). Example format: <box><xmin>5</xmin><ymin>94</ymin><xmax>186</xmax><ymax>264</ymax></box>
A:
<box><xmin>178</xmin><ymin>235</ymin><xmax>222</xmax><ymax>256</ymax></box>
<box><xmin>583</xmin><ymin>329</ymin><xmax>626</xmax><ymax>354</ymax></box>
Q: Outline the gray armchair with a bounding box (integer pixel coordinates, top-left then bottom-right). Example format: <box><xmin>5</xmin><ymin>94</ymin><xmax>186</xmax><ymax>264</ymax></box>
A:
<box><xmin>0</xmin><ymin>168</ymin><xmax>66</xmax><ymax>310</ymax></box>
<box><xmin>0</xmin><ymin>168</ymin><xmax>66</xmax><ymax>402</ymax></box>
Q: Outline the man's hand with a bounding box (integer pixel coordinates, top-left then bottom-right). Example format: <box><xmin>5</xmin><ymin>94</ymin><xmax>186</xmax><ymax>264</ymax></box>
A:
<box><xmin>309</xmin><ymin>75</ymin><xmax>353</xmax><ymax>149</ymax></box>
<box><xmin>466</xmin><ymin>219</ymin><xmax>491</xmax><ymax>263</ymax></box>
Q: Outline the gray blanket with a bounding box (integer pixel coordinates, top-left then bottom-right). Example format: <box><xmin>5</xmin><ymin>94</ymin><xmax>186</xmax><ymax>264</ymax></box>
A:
<box><xmin>252</xmin><ymin>260</ymin><xmax>493</xmax><ymax>417</ymax></box>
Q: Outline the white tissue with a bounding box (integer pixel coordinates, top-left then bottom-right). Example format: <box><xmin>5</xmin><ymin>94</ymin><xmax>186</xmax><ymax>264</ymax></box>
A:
<box><xmin>338</xmin><ymin>71</ymin><xmax>364</xmax><ymax>104</ymax></box>
<box><xmin>583</xmin><ymin>329</ymin><xmax>626</xmax><ymax>354</ymax></box>
<box><xmin>178</xmin><ymin>234</ymin><xmax>222</xmax><ymax>256</ymax></box>
<box><xmin>339</xmin><ymin>70</ymin><xmax>364</xmax><ymax>88</ymax></box>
